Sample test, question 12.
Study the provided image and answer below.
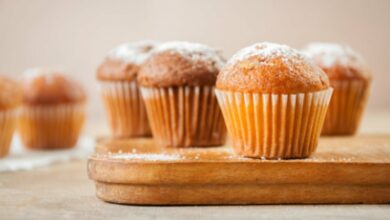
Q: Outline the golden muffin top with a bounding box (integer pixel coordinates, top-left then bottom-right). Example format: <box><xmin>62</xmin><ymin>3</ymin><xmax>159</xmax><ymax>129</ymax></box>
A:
<box><xmin>216</xmin><ymin>42</ymin><xmax>330</xmax><ymax>94</ymax></box>
<box><xmin>97</xmin><ymin>40</ymin><xmax>159</xmax><ymax>81</ymax></box>
<box><xmin>22</xmin><ymin>68</ymin><xmax>86</xmax><ymax>106</ymax></box>
<box><xmin>137</xmin><ymin>41</ymin><xmax>225</xmax><ymax>88</ymax></box>
<box><xmin>302</xmin><ymin>43</ymin><xmax>371</xmax><ymax>81</ymax></box>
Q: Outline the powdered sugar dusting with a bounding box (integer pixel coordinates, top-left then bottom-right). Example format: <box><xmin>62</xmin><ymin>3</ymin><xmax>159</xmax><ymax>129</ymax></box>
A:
<box><xmin>23</xmin><ymin>68</ymin><xmax>48</xmax><ymax>79</ymax></box>
<box><xmin>109</xmin><ymin>153</ymin><xmax>183</xmax><ymax>161</ymax></box>
<box><xmin>108</xmin><ymin>40</ymin><xmax>159</xmax><ymax>64</ymax></box>
<box><xmin>152</xmin><ymin>41</ymin><xmax>225</xmax><ymax>71</ymax></box>
<box><xmin>23</xmin><ymin>68</ymin><xmax>58</xmax><ymax>85</ymax></box>
<box><xmin>302</xmin><ymin>43</ymin><xmax>365</xmax><ymax>68</ymax></box>
<box><xmin>227</xmin><ymin>42</ymin><xmax>306</xmax><ymax>67</ymax></box>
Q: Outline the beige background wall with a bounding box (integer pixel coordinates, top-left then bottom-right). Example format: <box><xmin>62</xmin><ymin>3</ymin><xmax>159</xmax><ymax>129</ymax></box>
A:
<box><xmin>0</xmin><ymin>0</ymin><xmax>389</xmax><ymax>132</ymax></box>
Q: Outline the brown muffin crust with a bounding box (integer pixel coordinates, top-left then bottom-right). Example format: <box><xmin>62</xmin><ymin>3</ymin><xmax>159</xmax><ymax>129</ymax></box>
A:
<box><xmin>137</xmin><ymin>41</ymin><xmax>225</xmax><ymax>88</ymax></box>
<box><xmin>0</xmin><ymin>75</ymin><xmax>22</xmax><ymax>110</ymax></box>
<box><xmin>97</xmin><ymin>41</ymin><xmax>158</xmax><ymax>81</ymax></box>
<box><xmin>303</xmin><ymin>43</ymin><xmax>371</xmax><ymax>81</ymax></box>
<box><xmin>22</xmin><ymin>69</ymin><xmax>86</xmax><ymax>106</ymax></box>
<box><xmin>97</xmin><ymin>58</ymin><xmax>139</xmax><ymax>81</ymax></box>
<box><xmin>217</xmin><ymin>42</ymin><xmax>329</xmax><ymax>94</ymax></box>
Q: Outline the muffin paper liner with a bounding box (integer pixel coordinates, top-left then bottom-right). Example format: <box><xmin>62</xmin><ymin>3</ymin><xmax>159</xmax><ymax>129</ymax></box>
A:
<box><xmin>18</xmin><ymin>104</ymin><xmax>85</xmax><ymax>149</ymax></box>
<box><xmin>0</xmin><ymin>109</ymin><xmax>18</xmax><ymax>157</ymax></box>
<box><xmin>215</xmin><ymin>89</ymin><xmax>333</xmax><ymax>159</ymax></box>
<box><xmin>140</xmin><ymin>86</ymin><xmax>227</xmax><ymax>148</ymax></box>
<box><xmin>100</xmin><ymin>81</ymin><xmax>151</xmax><ymax>138</ymax></box>
<box><xmin>322</xmin><ymin>80</ymin><xmax>370</xmax><ymax>135</ymax></box>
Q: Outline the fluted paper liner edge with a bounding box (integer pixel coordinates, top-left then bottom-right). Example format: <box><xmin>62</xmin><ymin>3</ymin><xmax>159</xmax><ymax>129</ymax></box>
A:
<box><xmin>215</xmin><ymin>88</ymin><xmax>333</xmax><ymax>159</ymax></box>
<box><xmin>141</xmin><ymin>86</ymin><xmax>227</xmax><ymax>148</ymax></box>
<box><xmin>322</xmin><ymin>80</ymin><xmax>370</xmax><ymax>135</ymax></box>
<box><xmin>18</xmin><ymin>104</ymin><xmax>85</xmax><ymax>149</ymax></box>
<box><xmin>100</xmin><ymin>81</ymin><xmax>151</xmax><ymax>138</ymax></box>
<box><xmin>0</xmin><ymin>109</ymin><xmax>18</xmax><ymax>157</ymax></box>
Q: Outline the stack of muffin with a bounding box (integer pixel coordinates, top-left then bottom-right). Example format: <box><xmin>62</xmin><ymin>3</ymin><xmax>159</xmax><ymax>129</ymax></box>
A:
<box><xmin>97</xmin><ymin>40</ymin><xmax>372</xmax><ymax>159</ymax></box>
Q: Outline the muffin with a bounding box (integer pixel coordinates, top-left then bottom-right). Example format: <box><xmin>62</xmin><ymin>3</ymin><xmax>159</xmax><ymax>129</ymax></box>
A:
<box><xmin>138</xmin><ymin>41</ymin><xmax>227</xmax><ymax>148</ymax></box>
<box><xmin>0</xmin><ymin>76</ymin><xmax>22</xmax><ymax>157</ymax></box>
<box><xmin>303</xmin><ymin>43</ymin><xmax>372</xmax><ymax>135</ymax></box>
<box><xmin>19</xmin><ymin>69</ymin><xmax>86</xmax><ymax>149</ymax></box>
<box><xmin>97</xmin><ymin>41</ymin><xmax>158</xmax><ymax>138</ymax></box>
<box><xmin>216</xmin><ymin>42</ymin><xmax>332</xmax><ymax>159</ymax></box>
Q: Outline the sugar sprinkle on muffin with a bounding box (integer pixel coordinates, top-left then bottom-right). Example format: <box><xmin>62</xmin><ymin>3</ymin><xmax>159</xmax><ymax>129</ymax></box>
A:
<box><xmin>107</xmin><ymin>40</ymin><xmax>159</xmax><ymax>65</ymax></box>
<box><xmin>217</xmin><ymin>42</ymin><xmax>329</xmax><ymax>94</ymax></box>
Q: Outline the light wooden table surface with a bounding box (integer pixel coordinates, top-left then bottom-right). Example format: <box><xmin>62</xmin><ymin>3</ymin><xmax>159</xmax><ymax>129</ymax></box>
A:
<box><xmin>1</xmin><ymin>111</ymin><xmax>390</xmax><ymax>220</ymax></box>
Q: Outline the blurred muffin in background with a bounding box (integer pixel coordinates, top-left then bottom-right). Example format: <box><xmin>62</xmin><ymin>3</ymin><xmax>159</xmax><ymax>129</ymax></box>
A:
<box><xmin>0</xmin><ymin>76</ymin><xmax>22</xmax><ymax>157</ymax></box>
<box><xmin>138</xmin><ymin>41</ymin><xmax>227</xmax><ymax>148</ymax></box>
<box><xmin>303</xmin><ymin>43</ymin><xmax>372</xmax><ymax>135</ymax></box>
<box><xmin>216</xmin><ymin>42</ymin><xmax>332</xmax><ymax>159</ymax></box>
<box><xmin>19</xmin><ymin>69</ymin><xmax>86</xmax><ymax>150</ymax></box>
<box><xmin>97</xmin><ymin>41</ymin><xmax>158</xmax><ymax>138</ymax></box>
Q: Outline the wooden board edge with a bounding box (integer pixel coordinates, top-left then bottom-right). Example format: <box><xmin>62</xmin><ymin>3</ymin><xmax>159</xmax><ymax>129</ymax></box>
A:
<box><xmin>94</xmin><ymin>181</ymin><xmax>390</xmax><ymax>205</ymax></box>
<box><xmin>87</xmin><ymin>158</ymin><xmax>390</xmax><ymax>185</ymax></box>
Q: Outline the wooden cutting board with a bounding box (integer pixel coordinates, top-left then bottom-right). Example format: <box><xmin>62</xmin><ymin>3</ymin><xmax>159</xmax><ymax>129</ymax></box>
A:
<box><xmin>88</xmin><ymin>135</ymin><xmax>390</xmax><ymax>205</ymax></box>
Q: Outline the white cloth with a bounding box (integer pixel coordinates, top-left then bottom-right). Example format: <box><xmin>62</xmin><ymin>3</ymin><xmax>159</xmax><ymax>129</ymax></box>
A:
<box><xmin>0</xmin><ymin>135</ymin><xmax>94</xmax><ymax>172</ymax></box>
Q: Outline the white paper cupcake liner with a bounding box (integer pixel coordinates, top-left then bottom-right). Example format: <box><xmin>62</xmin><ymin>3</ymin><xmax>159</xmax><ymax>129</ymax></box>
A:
<box><xmin>0</xmin><ymin>109</ymin><xmax>18</xmax><ymax>157</ymax></box>
<box><xmin>322</xmin><ymin>80</ymin><xmax>370</xmax><ymax>135</ymax></box>
<box><xmin>19</xmin><ymin>104</ymin><xmax>85</xmax><ymax>149</ymax></box>
<box><xmin>140</xmin><ymin>86</ymin><xmax>227</xmax><ymax>148</ymax></box>
<box><xmin>215</xmin><ymin>89</ymin><xmax>333</xmax><ymax>159</ymax></box>
<box><xmin>100</xmin><ymin>81</ymin><xmax>150</xmax><ymax>138</ymax></box>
